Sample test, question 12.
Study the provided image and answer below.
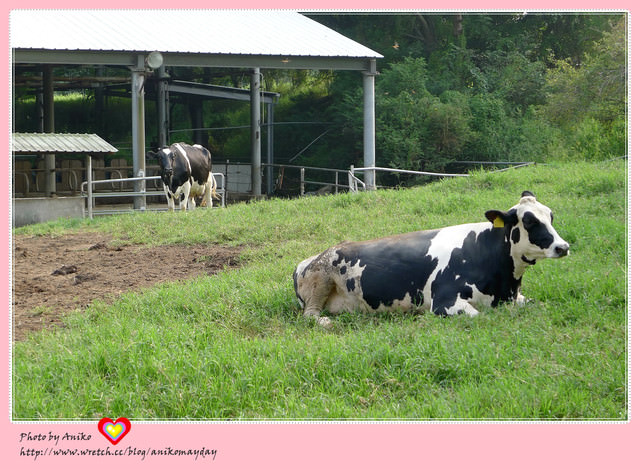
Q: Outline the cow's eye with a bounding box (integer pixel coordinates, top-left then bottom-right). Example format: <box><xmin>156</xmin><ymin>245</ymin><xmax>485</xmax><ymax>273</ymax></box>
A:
<box><xmin>550</xmin><ymin>213</ymin><xmax>554</xmax><ymax>224</ymax></box>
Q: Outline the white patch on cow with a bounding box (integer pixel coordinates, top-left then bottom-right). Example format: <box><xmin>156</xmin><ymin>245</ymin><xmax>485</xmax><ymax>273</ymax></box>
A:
<box><xmin>427</xmin><ymin>222</ymin><xmax>488</xmax><ymax>272</ymax></box>
<box><xmin>327</xmin><ymin>253</ymin><xmax>367</xmax><ymax>311</ymax></box>
<box><xmin>466</xmin><ymin>283</ymin><xmax>495</xmax><ymax>308</ymax></box>
<box><xmin>385</xmin><ymin>292</ymin><xmax>415</xmax><ymax>311</ymax></box>
<box><xmin>421</xmin><ymin>222</ymin><xmax>489</xmax><ymax>311</ymax></box>
<box><xmin>444</xmin><ymin>297</ymin><xmax>481</xmax><ymax>317</ymax></box>
<box><xmin>174</xmin><ymin>143</ymin><xmax>192</xmax><ymax>174</ymax></box>
<box><xmin>162</xmin><ymin>148</ymin><xmax>172</xmax><ymax>157</ymax></box>
<box><xmin>440</xmin><ymin>283</ymin><xmax>494</xmax><ymax>316</ymax></box>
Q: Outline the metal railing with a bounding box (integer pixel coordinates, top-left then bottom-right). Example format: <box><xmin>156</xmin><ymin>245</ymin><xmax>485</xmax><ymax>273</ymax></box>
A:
<box><xmin>263</xmin><ymin>163</ymin><xmax>470</xmax><ymax>195</ymax></box>
<box><xmin>349</xmin><ymin>162</ymin><xmax>535</xmax><ymax>191</ymax></box>
<box><xmin>263</xmin><ymin>163</ymin><xmax>358</xmax><ymax>196</ymax></box>
<box><xmin>13</xmin><ymin>167</ymin><xmax>85</xmax><ymax>195</ymax></box>
<box><xmin>81</xmin><ymin>173</ymin><xmax>226</xmax><ymax>219</ymax></box>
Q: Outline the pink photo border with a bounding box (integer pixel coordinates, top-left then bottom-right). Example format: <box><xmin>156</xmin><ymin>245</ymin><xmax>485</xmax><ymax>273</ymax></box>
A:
<box><xmin>3</xmin><ymin>2</ymin><xmax>636</xmax><ymax>467</ymax></box>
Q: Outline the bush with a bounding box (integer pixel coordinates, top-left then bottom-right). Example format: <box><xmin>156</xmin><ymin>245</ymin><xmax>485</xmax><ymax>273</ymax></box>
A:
<box><xmin>375</xmin><ymin>59</ymin><xmax>475</xmax><ymax>176</ymax></box>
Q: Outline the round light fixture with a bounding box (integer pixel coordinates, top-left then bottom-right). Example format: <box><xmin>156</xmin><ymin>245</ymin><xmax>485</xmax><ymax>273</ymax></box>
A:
<box><xmin>146</xmin><ymin>51</ymin><xmax>164</xmax><ymax>69</ymax></box>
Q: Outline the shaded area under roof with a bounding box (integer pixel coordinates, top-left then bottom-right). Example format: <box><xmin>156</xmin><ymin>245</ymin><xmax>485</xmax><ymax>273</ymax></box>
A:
<box><xmin>13</xmin><ymin>133</ymin><xmax>118</xmax><ymax>154</ymax></box>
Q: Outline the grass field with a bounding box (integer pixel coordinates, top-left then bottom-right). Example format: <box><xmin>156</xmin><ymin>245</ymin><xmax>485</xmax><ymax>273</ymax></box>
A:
<box><xmin>12</xmin><ymin>159</ymin><xmax>627</xmax><ymax>420</ymax></box>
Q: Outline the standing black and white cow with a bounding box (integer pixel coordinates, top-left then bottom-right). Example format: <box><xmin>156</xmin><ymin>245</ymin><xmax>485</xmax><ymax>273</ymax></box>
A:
<box><xmin>149</xmin><ymin>143</ymin><xmax>217</xmax><ymax>211</ymax></box>
<box><xmin>293</xmin><ymin>191</ymin><xmax>570</xmax><ymax>327</ymax></box>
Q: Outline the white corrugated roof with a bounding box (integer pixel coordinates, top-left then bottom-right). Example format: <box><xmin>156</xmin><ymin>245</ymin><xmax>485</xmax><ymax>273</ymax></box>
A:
<box><xmin>11</xmin><ymin>10</ymin><xmax>382</xmax><ymax>59</ymax></box>
<box><xmin>12</xmin><ymin>133</ymin><xmax>118</xmax><ymax>154</ymax></box>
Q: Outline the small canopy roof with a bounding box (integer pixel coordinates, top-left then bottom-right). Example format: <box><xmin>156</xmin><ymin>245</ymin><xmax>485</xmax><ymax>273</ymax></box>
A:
<box><xmin>12</xmin><ymin>133</ymin><xmax>118</xmax><ymax>154</ymax></box>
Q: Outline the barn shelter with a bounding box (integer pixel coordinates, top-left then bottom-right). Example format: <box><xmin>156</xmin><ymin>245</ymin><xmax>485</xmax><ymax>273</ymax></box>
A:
<box><xmin>11</xmin><ymin>10</ymin><xmax>383</xmax><ymax>213</ymax></box>
<box><xmin>12</xmin><ymin>133</ymin><xmax>117</xmax><ymax>227</ymax></box>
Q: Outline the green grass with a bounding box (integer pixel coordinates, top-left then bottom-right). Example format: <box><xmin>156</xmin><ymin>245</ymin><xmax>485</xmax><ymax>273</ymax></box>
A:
<box><xmin>13</xmin><ymin>160</ymin><xmax>627</xmax><ymax>420</ymax></box>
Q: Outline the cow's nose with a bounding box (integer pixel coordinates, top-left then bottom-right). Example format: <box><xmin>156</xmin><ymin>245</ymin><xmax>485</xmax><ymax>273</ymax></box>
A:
<box><xmin>554</xmin><ymin>243</ymin><xmax>570</xmax><ymax>257</ymax></box>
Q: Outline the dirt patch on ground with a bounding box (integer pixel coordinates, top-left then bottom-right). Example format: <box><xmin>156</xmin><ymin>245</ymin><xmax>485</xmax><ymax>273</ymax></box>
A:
<box><xmin>12</xmin><ymin>232</ymin><xmax>242</xmax><ymax>341</ymax></box>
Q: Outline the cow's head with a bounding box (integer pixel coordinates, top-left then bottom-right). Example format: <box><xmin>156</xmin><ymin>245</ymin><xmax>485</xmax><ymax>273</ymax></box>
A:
<box><xmin>485</xmin><ymin>191</ymin><xmax>570</xmax><ymax>265</ymax></box>
<box><xmin>147</xmin><ymin>148</ymin><xmax>175</xmax><ymax>186</ymax></box>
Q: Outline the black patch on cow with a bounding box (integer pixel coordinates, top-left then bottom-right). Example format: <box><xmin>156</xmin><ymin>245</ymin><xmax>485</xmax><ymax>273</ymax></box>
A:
<box><xmin>522</xmin><ymin>211</ymin><xmax>554</xmax><ymax>249</ymax></box>
<box><xmin>511</xmin><ymin>227</ymin><xmax>520</xmax><ymax>244</ymax></box>
<box><xmin>332</xmin><ymin>231</ymin><xmax>440</xmax><ymax>310</ymax></box>
<box><xmin>430</xmin><ymin>227</ymin><xmax>520</xmax><ymax>315</ymax></box>
<box><xmin>346</xmin><ymin>278</ymin><xmax>356</xmax><ymax>292</ymax></box>
<box><xmin>339</xmin><ymin>266</ymin><xmax>347</xmax><ymax>275</ymax></box>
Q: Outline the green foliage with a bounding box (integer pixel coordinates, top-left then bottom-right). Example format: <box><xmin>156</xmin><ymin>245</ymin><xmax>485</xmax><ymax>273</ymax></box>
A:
<box><xmin>13</xmin><ymin>161</ymin><xmax>627</xmax><ymax>419</ymax></box>
<box><xmin>13</xmin><ymin>14</ymin><xmax>627</xmax><ymax>174</ymax></box>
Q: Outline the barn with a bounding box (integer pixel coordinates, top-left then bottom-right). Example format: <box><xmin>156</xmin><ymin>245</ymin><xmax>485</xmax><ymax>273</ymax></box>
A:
<box><xmin>11</xmin><ymin>10</ymin><xmax>383</xmax><ymax>223</ymax></box>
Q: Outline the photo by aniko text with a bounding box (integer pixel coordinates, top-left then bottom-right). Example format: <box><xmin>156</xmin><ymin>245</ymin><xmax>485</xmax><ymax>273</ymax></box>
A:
<box><xmin>294</xmin><ymin>191</ymin><xmax>570</xmax><ymax>327</ymax></box>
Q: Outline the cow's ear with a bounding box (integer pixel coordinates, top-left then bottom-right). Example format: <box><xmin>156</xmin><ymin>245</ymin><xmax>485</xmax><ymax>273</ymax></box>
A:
<box><xmin>485</xmin><ymin>209</ymin><xmax>517</xmax><ymax>228</ymax></box>
<box><xmin>146</xmin><ymin>151</ymin><xmax>155</xmax><ymax>159</ymax></box>
<box><xmin>521</xmin><ymin>190</ymin><xmax>536</xmax><ymax>199</ymax></box>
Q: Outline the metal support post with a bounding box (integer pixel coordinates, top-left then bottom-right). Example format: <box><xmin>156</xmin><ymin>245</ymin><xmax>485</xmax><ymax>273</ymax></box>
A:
<box><xmin>363</xmin><ymin>61</ymin><xmax>377</xmax><ymax>190</ymax></box>
<box><xmin>155</xmin><ymin>65</ymin><xmax>170</xmax><ymax>148</ymax></box>
<box><xmin>86</xmin><ymin>154</ymin><xmax>93</xmax><ymax>219</ymax></box>
<box><xmin>42</xmin><ymin>65</ymin><xmax>56</xmax><ymax>196</ymax></box>
<box><xmin>251</xmin><ymin>68</ymin><xmax>262</xmax><ymax>197</ymax></box>
<box><xmin>131</xmin><ymin>57</ymin><xmax>146</xmax><ymax>210</ymax></box>
<box><xmin>266</xmin><ymin>102</ymin><xmax>274</xmax><ymax>195</ymax></box>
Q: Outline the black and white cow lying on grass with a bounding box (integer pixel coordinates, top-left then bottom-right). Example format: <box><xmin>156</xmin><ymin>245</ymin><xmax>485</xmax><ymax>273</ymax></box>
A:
<box><xmin>293</xmin><ymin>191</ymin><xmax>569</xmax><ymax>327</ymax></box>
<box><xmin>149</xmin><ymin>142</ymin><xmax>218</xmax><ymax>211</ymax></box>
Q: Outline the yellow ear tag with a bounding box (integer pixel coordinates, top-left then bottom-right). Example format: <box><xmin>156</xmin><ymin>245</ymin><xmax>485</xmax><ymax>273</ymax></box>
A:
<box><xmin>493</xmin><ymin>217</ymin><xmax>504</xmax><ymax>228</ymax></box>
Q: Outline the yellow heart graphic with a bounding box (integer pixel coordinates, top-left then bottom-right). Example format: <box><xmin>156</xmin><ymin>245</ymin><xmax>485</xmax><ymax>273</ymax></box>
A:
<box><xmin>106</xmin><ymin>424</ymin><xmax>122</xmax><ymax>437</ymax></box>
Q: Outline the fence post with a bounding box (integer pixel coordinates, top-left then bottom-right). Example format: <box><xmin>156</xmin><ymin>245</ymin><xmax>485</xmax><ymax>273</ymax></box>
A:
<box><xmin>300</xmin><ymin>167</ymin><xmax>305</xmax><ymax>196</ymax></box>
<box><xmin>348</xmin><ymin>165</ymin><xmax>355</xmax><ymax>193</ymax></box>
<box><xmin>86</xmin><ymin>154</ymin><xmax>93</xmax><ymax>220</ymax></box>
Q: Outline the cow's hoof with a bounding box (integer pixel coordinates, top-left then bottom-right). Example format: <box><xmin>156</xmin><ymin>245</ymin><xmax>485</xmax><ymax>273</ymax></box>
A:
<box><xmin>317</xmin><ymin>317</ymin><xmax>333</xmax><ymax>329</ymax></box>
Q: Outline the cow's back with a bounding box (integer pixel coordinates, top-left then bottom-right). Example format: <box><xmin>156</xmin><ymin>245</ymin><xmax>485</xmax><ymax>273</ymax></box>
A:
<box><xmin>172</xmin><ymin>143</ymin><xmax>211</xmax><ymax>184</ymax></box>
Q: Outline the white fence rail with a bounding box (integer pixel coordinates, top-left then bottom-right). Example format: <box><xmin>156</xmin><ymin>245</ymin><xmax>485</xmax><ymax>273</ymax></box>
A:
<box><xmin>81</xmin><ymin>173</ymin><xmax>226</xmax><ymax>219</ymax></box>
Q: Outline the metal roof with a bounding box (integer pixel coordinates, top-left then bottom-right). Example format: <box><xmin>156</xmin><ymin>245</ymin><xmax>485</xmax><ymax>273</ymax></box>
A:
<box><xmin>11</xmin><ymin>10</ymin><xmax>382</xmax><ymax>64</ymax></box>
<box><xmin>12</xmin><ymin>133</ymin><xmax>118</xmax><ymax>154</ymax></box>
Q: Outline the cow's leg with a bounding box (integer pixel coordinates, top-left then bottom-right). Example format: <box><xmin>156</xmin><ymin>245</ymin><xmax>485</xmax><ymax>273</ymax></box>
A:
<box><xmin>202</xmin><ymin>173</ymin><xmax>213</xmax><ymax>208</ymax></box>
<box><xmin>179</xmin><ymin>182</ymin><xmax>191</xmax><ymax>211</ymax></box>
<box><xmin>211</xmin><ymin>176</ymin><xmax>219</xmax><ymax>201</ymax></box>
<box><xmin>164</xmin><ymin>187</ymin><xmax>175</xmax><ymax>211</ymax></box>
<box><xmin>297</xmin><ymin>271</ymin><xmax>334</xmax><ymax>328</ymax></box>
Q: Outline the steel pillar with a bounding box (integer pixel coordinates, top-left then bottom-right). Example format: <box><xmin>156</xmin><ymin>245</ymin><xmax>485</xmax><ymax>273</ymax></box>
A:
<box><xmin>131</xmin><ymin>57</ymin><xmax>146</xmax><ymax>210</ymax></box>
<box><xmin>42</xmin><ymin>65</ymin><xmax>56</xmax><ymax>196</ymax></box>
<box><xmin>266</xmin><ymin>102</ymin><xmax>275</xmax><ymax>195</ymax></box>
<box><xmin>251</xmin><ymin>68</ymin><xmax>262</xmax><ymax>196</ymax></box>
<box><xmin>155</xmin><ymin>65</ymin><xmax>170</xmax><ymax>148</ymax></box>
<box><xmin>363</xmin><ymin>62</ymin><xmax>377</xmax><ymax>190</ymax></box>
